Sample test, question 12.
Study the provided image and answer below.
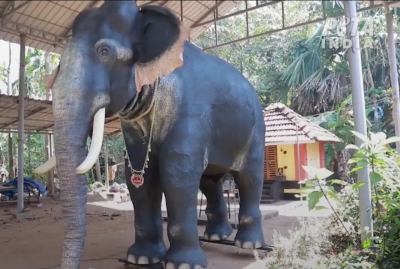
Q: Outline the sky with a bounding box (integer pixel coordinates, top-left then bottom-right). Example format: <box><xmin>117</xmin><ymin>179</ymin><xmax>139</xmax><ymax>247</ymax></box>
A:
<box><xmin>0</xmin><ymin>40</ymin><xmax>23</xmax><ymax>94</ymax></box>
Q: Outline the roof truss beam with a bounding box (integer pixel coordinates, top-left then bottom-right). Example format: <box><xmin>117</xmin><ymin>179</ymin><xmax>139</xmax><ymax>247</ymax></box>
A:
<box><xmin>200</xmin><ymin>0</ymin><xmax>400</xmax><ymax>51</ymax></box>
<box><xmin>1</xmin><ymin>1</ymin><xmax>30</xmax><ymax>19</ymax></box>
<box><xmin>0</xmin><ymin>106</ymin><xmax>47</xmax><ymax>130</ymax></box>
<box><xmin>0</xmin><ymin>18</ymin><xmax>67</xmax><ymax>47</ymax></box>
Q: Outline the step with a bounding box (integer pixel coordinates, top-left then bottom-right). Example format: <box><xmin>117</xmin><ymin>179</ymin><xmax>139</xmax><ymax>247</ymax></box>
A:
<box><xmin>261</xmin><ymin>194</ymin><xmax>271</xmax><ymax>200</ymax></box>
<box><xmin>260</xmin><ymin>199</ymin><xmax>274</xmax><ymax>204</ymax></box>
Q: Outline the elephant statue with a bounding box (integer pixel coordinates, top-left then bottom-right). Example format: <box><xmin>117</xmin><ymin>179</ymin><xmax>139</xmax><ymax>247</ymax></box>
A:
<box><xmin>34</xmin><ymin>1</ymin><xmax>266</xmax><ymax>268</ymax></box>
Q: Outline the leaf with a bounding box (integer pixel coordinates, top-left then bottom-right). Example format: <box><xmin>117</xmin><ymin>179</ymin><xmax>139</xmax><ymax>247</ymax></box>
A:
<box><xmin>370</xmin><ymin>171</ymin><xmax>382</xmax><ymax>185</ymax></box>
<box><xmin>370</xmin><ymin>132</ymin><xmax>387</xmax><ymax>144</ymax></box>
<box><xmin>380</xmin><ymin>136</ymin><xmax>400</xmax><ymax>146</ymax></box>
<box><xmin>362</xmin><ymin>237</ymin><xmax>371</xmax><ymax>249</ymax></box>
<box><xmin>308</xmin><ymin>191</ymin><xmax>323</xmax><ymax>210</ymax></box>
<box><xmin>314</xmin><ymin>205</ymin><xmax>327</xmax><ymax>210</ymax></box>
<box><xmin>356</xmin><ymin>159</ymin><xmax>369</xmax><ymax>167</ymax></box>
<box><xmin>351</xmin><ymin>182</ymin><xmax>365</xmax><ymax>189</ymax></box>
<box><xmin>345</xmin><ymin>144</ymin><xmax>360</xmax><ymax>150</ymax></box>
<box><xmin>350</xmin><ymin>130</ymin><xmax>369</xmax><ymax>144</ymax></box>
<box><xmin>329</xmin><ymin>179</ymin><xmax>348</xmax><ymax>186</ymax></box>
<box><xmin>302</xmin><ymin>166</ymin><xmax>333</xmax><ymax>180</ymax></box>
<box><xmin>326</xmin><ymin>189</ymin><xmax>338</xmax><ymax>201</ymax></box>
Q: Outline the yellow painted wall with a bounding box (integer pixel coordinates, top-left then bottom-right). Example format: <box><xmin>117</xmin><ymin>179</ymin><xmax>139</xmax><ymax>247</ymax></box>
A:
<box><xmin>306</xmin><ymin>143</ymin><xmax>321</xmax><ymax>178</ymax></box>
<box><xmin>277</xmin><ymin>145</ymin><xmax>295</xmax><ymax>180</ymax></box>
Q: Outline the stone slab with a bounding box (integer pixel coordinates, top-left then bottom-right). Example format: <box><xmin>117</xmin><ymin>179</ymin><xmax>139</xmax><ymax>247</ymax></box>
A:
<box><xmin>242</xmin><ymin>260</ymin><xmax>266</xmax><ymax>269</ymax></box>
<box><xmin>13</xmin><ymin>212</ymin><xmax>34</xmax><ymax>220</ymax></box>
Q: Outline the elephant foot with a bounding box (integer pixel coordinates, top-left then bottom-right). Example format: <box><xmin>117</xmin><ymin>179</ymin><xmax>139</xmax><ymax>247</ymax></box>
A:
<box><xmin>165</xmin><ymin>246</ymin><xmax>207</xmax><ymax>269</ymax></box>
<box><xmin>126</xmin><ymin>240</ymin><xmax>166</xmax><ymax>265</ymax></box>
<box><xmin>234</xmin><ymin>219</ymin><xmax>265</xmax><ymax>249</ymax></box>
<box><xmin>204</xmin><ymin>218</ymin><xmax>233</xmax><ymax>241</ymax></box>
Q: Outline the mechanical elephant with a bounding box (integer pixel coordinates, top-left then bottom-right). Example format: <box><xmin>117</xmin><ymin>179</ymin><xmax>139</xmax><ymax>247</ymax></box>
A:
<box><xmin>34</xmin><ymin>1</ymin><xmax>266</xmax><ymax>268</ymax></box>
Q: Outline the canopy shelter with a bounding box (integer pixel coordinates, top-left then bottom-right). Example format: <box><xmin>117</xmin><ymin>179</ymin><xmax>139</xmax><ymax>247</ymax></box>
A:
<box><xmin>0</xmin><ymin>94</ymin><xmax>121</xmax><ymax>135</ymax></box>
<box><xmin>0</xmin><ymin>0</ymin><xmax>238</xmax><ymax>53</ymax></box>
<box><xmin>0</xmin><ymin>1</ymin><xmax>399</xmax><ymax>239</ymax></box>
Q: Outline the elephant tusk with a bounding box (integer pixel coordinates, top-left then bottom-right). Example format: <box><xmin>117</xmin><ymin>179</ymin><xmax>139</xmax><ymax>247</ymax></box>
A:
<box><xmin>33</xmin><ymin>156</ymin><xmax>56</xmax><ymax>174</ymax></box>
<box><xmin>75</xmin><ymin>108</ymin><xmax>106</xmax><ymax>174</ymax></box>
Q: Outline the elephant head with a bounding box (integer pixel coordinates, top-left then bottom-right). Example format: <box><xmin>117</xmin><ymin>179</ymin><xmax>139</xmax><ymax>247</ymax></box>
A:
<box><xmin>33</xmin><ymin>1</ymin><xmax>188</xmax><ymax>268</ymax></box>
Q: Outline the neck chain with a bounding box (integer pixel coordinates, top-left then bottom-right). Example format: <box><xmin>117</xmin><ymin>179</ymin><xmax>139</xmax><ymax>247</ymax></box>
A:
<box><xmin>124</xmin><ymin>79</ymin><xmax>159</xmax><ymax>188</ymax></box>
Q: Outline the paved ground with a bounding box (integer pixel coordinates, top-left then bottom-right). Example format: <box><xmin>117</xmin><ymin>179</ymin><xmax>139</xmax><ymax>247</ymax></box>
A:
<box><xmin>0</xmin><ymin>192</ymin><xmax>332</xmax><ymax>269</ymax></box>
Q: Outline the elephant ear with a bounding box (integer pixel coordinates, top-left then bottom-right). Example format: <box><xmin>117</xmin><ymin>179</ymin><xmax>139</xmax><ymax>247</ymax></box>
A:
<box><xmin>134</xmin><ymin>5</ymin><xmax>189</xmax><ymax>92</ymax></box>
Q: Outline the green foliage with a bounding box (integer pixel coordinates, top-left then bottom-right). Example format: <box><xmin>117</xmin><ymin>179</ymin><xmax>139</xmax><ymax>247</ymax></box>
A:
<box><xmin>300</xmin><ymin>130</ymin><xmax>400</xmax><ymax>268</ymax></box>
<box><xmin>193</xmin><ymin>1</ymin><xmax>319</xmax><ymax>106</ymax></box>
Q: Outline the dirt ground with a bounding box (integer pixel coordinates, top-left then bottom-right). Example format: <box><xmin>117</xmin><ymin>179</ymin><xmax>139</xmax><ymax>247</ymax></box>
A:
<box><xmin>0</xmin><ymin>194</ymin><xmax>321</xmax><ymax>269</ymax></box>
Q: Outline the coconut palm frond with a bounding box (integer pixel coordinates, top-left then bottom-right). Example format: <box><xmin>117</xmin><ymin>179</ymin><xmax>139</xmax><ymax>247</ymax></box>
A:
<box><xmin>290</xmin><ymin>69</ymin><xmax>348</xmax><ymax>116</ymax></box>
<box><xmin>289</xmin><ymin>68</ymin><xmax>326</xmax><ymax>115</ymax></box>
<box><xmin>281</xmin><ymin>49</ymin><xmax>324</xmax><ymax>88</ymax></box>
<box><xmin>315</xmin><ymin>71</ymin><xmax>348</xmax><ymax>107</ymax></box>
<box><xmin>304</xmin><ymin>24</ymin><xmax>324</xmax><ymax>48</ymax></box>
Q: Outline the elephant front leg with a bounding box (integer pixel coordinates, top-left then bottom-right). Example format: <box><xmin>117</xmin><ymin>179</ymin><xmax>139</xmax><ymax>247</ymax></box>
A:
<box><xmin>125</xmin><ymin>153</ymin><xmax>166</xmax><ymax>264</ymax></box>
<box><xmin>160</xmin><ymin>149</ymin><xmax>207</xmax><ymax>269</ymax></box>
<box><xmin>200</xmin><ymin>176</ymin><xmax>233</xmax><ymax>241</ymax></box>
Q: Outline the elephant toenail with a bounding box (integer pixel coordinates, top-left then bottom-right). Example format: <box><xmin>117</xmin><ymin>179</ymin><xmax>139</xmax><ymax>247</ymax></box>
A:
<box><xmin>209</xmin><ymin>234</ymin><xmax>221</xmax><ymax>241</ymax></box>
<box><xmin>127</xmin><ymin>254</ymin><xmax>136</xmax><ymax>263</ymax></box>
<box><xmin>178</xmin><ymin>263</ymin><xmax>191</xmax><ymax>269</ymax></box>
<box><xmin>242</xmin><ymin>241</ymin><xmax>253</xmax><ymax>249</ymax></box>
<box><xmin>234</xmin><ymin>240</ymin><xmax>241</xmax><ymax>248</ymax></box>
<box><xmin>138</xmin><ymin>256</ymin><xmax>149</xmax><ymax>264</ymax></box>
<box><xmin>166</xmin><ymin>262</ymin><xmax>175</xmax><ymax>269</ymax></box>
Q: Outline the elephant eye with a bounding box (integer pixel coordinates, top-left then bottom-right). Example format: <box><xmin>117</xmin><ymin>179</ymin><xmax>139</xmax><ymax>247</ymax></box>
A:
<box><xmin>100</xmin><ymin>47</ymin><xmax>109</xmax><ymax>56</ymax></box>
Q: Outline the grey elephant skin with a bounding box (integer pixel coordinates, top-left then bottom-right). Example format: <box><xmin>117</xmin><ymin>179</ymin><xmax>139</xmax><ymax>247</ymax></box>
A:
<box><xmin>44</xmin><ymin>1</ymin><xmax>266</xmax><ymax>268</ymax></box>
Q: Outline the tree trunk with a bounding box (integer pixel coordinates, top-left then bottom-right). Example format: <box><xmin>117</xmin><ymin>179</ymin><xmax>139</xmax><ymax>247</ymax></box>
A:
<box><xmin>7</xmin><ymin>42</ymin><xmax>14</xmax><ymax>180</ymax></box>
<box><xmin>336</xmin><ymin>148</ymin><xmax>351</xmax><ymax>183</ymax></box>
<box><xmin>44</xmin><ymin>51</ymin><xmax>55</xmax><ymax>195</ymax></box>
<box><xmin>95</xmin><ymin>159</ymin><xmax>101</xmax><ymax>182</ymax></box>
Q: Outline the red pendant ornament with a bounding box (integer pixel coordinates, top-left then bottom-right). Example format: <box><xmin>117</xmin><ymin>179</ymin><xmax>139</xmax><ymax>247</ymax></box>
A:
<box><xmin>131</xmin><ymin>174</ymin><xmax>144</xmax><ymax>188</ymax></box>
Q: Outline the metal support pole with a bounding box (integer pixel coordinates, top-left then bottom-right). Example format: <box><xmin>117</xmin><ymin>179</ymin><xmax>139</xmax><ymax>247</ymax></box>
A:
<box><xmin>104</xmin><ymin>137</ymin><xmax>109</xmax><ymax>190</ymax></box>
<box><xmin>344</xmin><ymin>1</ymin><xmax>372</xmax><ymax>243</ymax></box>
<box><xmin>49</xmin><ymin>133</ymin><xmax>54</xmax><ymax>195</ymax></box>
<box><xmin>384</xmin><ymin>2</ymin><xmax>400</xmax><ymax>153</ymax></box>
<box><xmin>17</xmin><ymin>34</ymin><xmax>26</xmax><ymax>213</ymax></box>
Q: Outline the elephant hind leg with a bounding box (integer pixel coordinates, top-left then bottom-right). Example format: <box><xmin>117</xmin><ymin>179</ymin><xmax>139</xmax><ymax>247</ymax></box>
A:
<box><xmin>232</xmin><ymin>140</ymin><xmax>266</xmax><ymax>249</ymax></box>
<box><xmin>200</xmin><ymin>175</ymin><xmax>233</xmax><ymax>241</ymax></box>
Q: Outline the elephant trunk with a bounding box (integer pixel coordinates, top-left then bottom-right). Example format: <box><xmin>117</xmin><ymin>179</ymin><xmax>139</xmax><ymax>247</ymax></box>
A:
<box><xmin>53</xmin><ymin>112</ymin><xmax>90</xmax><ymax>269</ymax></box>
<box><xmin>51</xmin><ymin>40</ymin><xmax>108</xmax><ymax>269</ymax></box>
<box><xmin>55</xmin><ymin>128</ymin><xmax>87</xmax><ymax>269</ymax></box>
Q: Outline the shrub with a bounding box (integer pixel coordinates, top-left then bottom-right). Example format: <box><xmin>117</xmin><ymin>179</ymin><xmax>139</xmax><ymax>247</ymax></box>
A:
<box><xmin>256</xmin><ymin>131</ymin><xmax>400</xmax><ymax>269</ymax></box>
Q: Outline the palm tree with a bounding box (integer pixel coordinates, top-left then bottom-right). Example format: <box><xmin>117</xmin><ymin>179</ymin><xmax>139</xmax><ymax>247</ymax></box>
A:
<box><xmin>265</xmin><ymin>24</ymin><xmax>350</xmax><ymax>116</ymax></box>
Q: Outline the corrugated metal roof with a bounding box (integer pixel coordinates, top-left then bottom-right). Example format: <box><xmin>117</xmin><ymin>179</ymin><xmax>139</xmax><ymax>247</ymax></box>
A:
<box><xmin>0</xmin><ymin>94</ymin><xmax>121</xmax><ymax>135</ymax></box>
<box><xmin>263</xmin><ymin>103</ymin><xmax>341</xmax><ymax>145</ymax></box>
<box><xmin>0</xmin><ymin>0</ymin><xmax>238</xmax><ymax>54</ymax></box>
